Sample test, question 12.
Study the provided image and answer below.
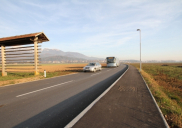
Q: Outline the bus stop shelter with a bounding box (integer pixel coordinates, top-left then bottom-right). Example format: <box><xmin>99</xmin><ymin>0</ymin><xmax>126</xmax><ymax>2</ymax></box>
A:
<box><xmin>0</xmin><ymin>32</ymin><xmax>49</xmax><ymax>76</ymax></box>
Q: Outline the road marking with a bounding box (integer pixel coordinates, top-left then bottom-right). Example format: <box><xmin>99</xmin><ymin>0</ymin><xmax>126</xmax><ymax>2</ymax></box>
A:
<box><xmin>90</xmin><ymin>73</ymin><xmax>101</xmax><ymax>76</ymax></box>
<box><xmin>107</xmin><ymin>70</ymin><xmax>111</xmax><ymax>71</ymax></box>
<box><xmin>65</xmin><ymin>66</ymin><xmax>129</xmax><ymax>128</ymax></box>
<box><xmin>139</xmin><ymin>72</ymin><xmax>169</xmax><ymax>128</ymax></box>
<box><xmin>16</xmin><ymin>80</ymin><xmax>73</xmax><ymax>97</ymax></box>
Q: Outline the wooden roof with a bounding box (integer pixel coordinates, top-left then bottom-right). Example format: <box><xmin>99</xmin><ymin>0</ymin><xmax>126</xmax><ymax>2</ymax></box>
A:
<box><xmin>0</xmin><ymin>32</ymin><xmax>49</xmax><ymax>46</ymax></box>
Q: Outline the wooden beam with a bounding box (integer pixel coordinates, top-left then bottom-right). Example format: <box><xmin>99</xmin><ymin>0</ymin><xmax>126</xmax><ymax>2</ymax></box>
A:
<box><xmin>34</xmin><ymin>37</ymin><xmax>39</xmax><ymax>75</ymax></box>
<box><xmin>1</xmin><ymin>45</ymin><xmax>7</xmax><ymax>76</ymax></box>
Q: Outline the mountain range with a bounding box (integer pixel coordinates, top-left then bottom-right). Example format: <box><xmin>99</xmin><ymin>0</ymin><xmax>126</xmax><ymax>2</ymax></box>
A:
<box><xmin>40</xmin><ymin>49</ymin><xmax>182</xmax><ymax>63</ymax></box>
<box><xmin>40</xmin><ymin>48</ymin><xmax>104</xmax><ymax>63</ymax></box>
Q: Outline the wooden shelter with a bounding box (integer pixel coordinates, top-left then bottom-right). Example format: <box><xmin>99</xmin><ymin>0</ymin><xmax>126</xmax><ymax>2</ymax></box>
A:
<box><xmin>0</xmin><ymin>32</ymin><xmax>49</xmax><ymax>76</ymax></box>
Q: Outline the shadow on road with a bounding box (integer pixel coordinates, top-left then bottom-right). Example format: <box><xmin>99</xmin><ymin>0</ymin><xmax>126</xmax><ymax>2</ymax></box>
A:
<box><xmin>13</xmin><ymin>65</ymin><xmax>128</xmax><ymax>128</ymax></box>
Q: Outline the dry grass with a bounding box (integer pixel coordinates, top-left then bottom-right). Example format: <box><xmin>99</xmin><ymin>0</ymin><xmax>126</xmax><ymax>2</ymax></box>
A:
<box><xmin>43</xmin><ymin>63</ymin><xmax>106</xmax><ymax>72</ymax></box>
<box><xmin>5</xmin><ymin>63</ymin><xmax>107</xmax><ymax>72</ymax></box>
<box><xmin>0</xmin><ymin>76</ymin><xmax>42</xmax><ymax>86</ymax></box>
<box><xmin>40</xmin><ymin>63</ymin><xmax>87</xmax><ymax>72</ymax></box>
<box><xmin>130</xmin><ymin>63</ymin><xmax>182</xmax><ymax>128</ymax></box>
<box><xmin>0</xmin><ymin>63</ymin><xmax>107</xmax><ymax>86</ymax></box>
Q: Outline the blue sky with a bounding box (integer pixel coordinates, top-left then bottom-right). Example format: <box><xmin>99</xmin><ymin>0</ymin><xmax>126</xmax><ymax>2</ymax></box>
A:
<box><xmin>0</xmin><ymin>0</ymin><xmax>182</xmax><ymax>61</ymax></box>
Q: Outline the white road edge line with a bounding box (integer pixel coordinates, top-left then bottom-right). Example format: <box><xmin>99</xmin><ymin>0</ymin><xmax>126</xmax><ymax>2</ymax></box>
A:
<box><xmin>16</xmin><ymin>80</ymin><xmax>73</xmax><ymax>97</ymax></box>
<box><xmin>139</xmin><ymin>72</ymin><xmax>169</xmax><ymax>128</ymax></box>
<box><xmin>65</xmin><ymin>65</ymin><xmax>129</xmax><ymax>128</ymax></box>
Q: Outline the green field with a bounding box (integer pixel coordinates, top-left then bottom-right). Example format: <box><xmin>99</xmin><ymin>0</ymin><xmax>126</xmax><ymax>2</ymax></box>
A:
<box><xmin>130</xmin><ymin>63</ymin><xmax>182</xmax><ymax>128</ymax></box>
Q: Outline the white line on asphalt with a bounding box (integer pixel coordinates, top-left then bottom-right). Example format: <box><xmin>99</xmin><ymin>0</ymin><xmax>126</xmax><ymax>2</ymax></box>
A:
<box><xmin>107</xmin><ymin>70</ymin><xmax>111</xmax><ymax>71</ymax></box>
<box><xmin>139</xmin><ymin>72</ymin><xmax>169</xmax><ymax>128</ymax></box>
<box><xmin>65</xmin><ymin>66</ymin><xmax>129</xmax><ymax>128</ymax></box>
<box><xmin>16</xmin><ymin>80</ymin><xmax>73</xmax><ymax>97</ymax></box>
<box><xmin>90</xmin><ymin>73</ymin><xmax>101</xmax><ymax>76</ymax></box>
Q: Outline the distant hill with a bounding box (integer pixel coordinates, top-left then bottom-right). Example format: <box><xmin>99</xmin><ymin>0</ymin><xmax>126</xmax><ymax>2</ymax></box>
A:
<box><xmin>120</xmin><ymin>60</ymin><xmax>182</xmax><ymax>63</ymax></box>
<box><xmin>41</xmin><ymin>55</ymin><xmax>86</xmax><ymax>62</ymax></box>
<box><xmin>121</xmin><ymin>60</ymin><xmax>140</xmax><ymax>63</ymax></box>
<box><xmin>40</xmin><ymin>48</ymin><xmax>103</xmax><ymax>60</ymax></box>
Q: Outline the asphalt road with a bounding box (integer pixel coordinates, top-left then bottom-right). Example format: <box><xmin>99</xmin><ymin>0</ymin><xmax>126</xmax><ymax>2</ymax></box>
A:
<box><xmin>0</xmin><ymin>64</ymin><xmax>128</xmax><ymax>128</ymax></box>
<box><xmin>73</xmin><ymin>65</ymin><xmax>168</xmax><ymax>128</ymax></box>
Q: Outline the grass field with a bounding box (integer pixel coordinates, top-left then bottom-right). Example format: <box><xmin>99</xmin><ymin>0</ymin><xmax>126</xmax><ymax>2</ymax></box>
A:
<box><xmin>0</xmin><ymin>63</ymin><xmax>106</xmax><ymax>86</ymax></box>
<box><xmin>130</xmin><ymin>63</ymin><xmax>182</xmax><ymax>128</ymax></box>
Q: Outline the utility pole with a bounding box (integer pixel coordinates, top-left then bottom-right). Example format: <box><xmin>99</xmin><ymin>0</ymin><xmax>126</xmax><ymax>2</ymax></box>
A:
<box><xmin>137</xmin><ymin>29</ymin><xmax>142</xmax><ymax>72</ymax></box>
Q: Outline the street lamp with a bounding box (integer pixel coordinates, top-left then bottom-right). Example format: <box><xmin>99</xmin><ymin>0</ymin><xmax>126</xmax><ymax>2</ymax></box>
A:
<box><xmin>137</xmin><ymin>29</ymin><xmax>142</xmax><ymax>72</ymax></box>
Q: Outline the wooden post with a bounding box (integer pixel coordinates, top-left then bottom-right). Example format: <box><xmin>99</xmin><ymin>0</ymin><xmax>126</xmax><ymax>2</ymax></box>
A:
<box><xmin>34</xmin><ymin>37</ymin><xmax>39</xmax><ymax>75</ymax></box>
<box><xmin>1</xmin><ymin>45</ymin><xmax>7</xmax><ymax>76</ymax></box>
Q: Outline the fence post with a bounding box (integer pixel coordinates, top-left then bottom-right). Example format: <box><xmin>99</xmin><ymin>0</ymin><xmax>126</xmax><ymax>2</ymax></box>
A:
<box><xmin>1</xmin><ymin>45</ymin><xmax>7</xmax><ymax>76</ymax></box>
<box><xmin>34</xmin><ymin>37</ymin><xmax>39</xmax><ymax>75</ymax></box>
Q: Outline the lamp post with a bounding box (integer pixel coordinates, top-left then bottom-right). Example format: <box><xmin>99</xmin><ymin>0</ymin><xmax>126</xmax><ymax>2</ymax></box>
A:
<box><xmin>137</xmin><ymin>29</ymin><xmax>142</xmax><ymax>72</ymax></box>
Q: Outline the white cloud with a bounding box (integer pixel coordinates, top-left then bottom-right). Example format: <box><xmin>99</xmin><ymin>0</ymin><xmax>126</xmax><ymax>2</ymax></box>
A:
<box><xmin>0</xmin><ymin>0</ymin><xmax>182</xmax><ymax>60</ymax></box>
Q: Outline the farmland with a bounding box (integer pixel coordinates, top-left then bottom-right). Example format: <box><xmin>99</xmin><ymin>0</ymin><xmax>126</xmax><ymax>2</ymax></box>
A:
<box><xmin>130</xmin><ymin>63</ymin><xmax>182</xmax><ymax>128</ymax></box>
<box><xmin>40</xmin><ymin>63</ymin><xmax>88</xmax><ymax>72</ymax></box>
<box><xmin>0</xmin><ymin>63</ymin><xmax>106</xmax><ymax>86</ymax></box>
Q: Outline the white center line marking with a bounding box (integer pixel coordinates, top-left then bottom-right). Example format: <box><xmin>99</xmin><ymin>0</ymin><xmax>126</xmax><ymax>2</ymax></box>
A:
<box><xmin>16</xmin><ymin>80</ymin><xmax>73</xmax><ymax>97</ymax></box>
<box><xmin>90</xmin><ymin>73</ymin><xmax>101</xmax><ymax>76</ymax></box>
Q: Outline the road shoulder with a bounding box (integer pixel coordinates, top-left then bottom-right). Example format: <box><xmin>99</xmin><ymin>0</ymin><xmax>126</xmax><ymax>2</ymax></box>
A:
<box><xmin>73</xmin><ymin>65</ymin><xmax>167</xmax><ymax>128</ymax></box>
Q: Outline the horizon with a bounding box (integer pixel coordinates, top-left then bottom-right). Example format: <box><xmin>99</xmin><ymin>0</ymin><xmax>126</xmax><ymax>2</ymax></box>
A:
<box><xmin>0</xmin><ymin>0</ymin><xmax>182</xmax><ymax>61</ymax></box>
<box><xmin>41</xmin><ymin>48</ymin><xmax>182</xmax><ymax>61</ymax></box>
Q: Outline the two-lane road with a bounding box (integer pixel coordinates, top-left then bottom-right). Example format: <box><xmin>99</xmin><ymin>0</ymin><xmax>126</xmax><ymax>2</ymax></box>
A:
<box><xmin>0</xmin><ymin>64</ymin><xmax>127</xmax><ymax>128</ymax></box>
